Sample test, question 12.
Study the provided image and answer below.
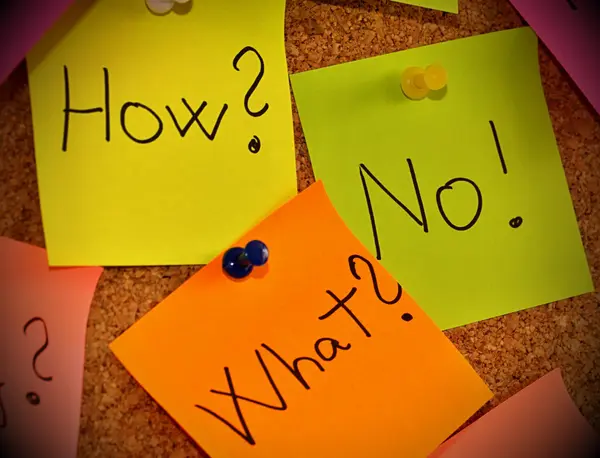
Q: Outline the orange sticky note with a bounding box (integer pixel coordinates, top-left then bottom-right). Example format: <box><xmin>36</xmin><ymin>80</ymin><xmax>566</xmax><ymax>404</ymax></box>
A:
<box><xmin>110</xmin><ymin>181</ymin><xmax>492</xmax><ymax>458</ymax></box>
<box><xmin>429</xmin><ymin>368</ymin><xmax>600</xmax><ymax>458</ymax></box>
<box><xmin>0</xmin><ymin>237</ymin><xmax>103</xmax><ymax>457</ymax></box>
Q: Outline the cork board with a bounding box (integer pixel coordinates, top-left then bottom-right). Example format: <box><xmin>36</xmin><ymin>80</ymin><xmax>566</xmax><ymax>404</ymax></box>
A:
<box><xmin>0</xmin><ymin>0</ymin><xmax>599</xmax><ymax>456</ymax></box>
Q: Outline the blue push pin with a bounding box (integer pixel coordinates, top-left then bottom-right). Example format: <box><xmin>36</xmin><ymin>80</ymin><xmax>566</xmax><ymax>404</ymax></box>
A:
<box><xmin>222</xmin><ymin>240</ymin><xmax>269</xmax><ymax>279</ymax></box>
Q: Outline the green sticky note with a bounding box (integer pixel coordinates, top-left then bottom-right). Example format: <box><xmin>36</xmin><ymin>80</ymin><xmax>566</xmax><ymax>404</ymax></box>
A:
<box><xmin>291</xmin><ymin>27</ymin><xmax>593</xmax><ymax>330</ymax></box>
<box><xmin>390</xmin><ymin>0</ymin><xmax>457</xmax><ymax>14</ymax></box>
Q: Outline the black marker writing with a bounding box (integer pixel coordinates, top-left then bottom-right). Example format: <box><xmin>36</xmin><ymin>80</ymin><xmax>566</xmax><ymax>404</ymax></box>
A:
<box><xmin>26</xmin><ymin>392</ymin><xmax>41</xmax><ymax>406</ymax></box>
<box><xmin>0</xmin><ymin>319</ymin><xmax>53</xmax><ymax>429</ymax></box>
<box><xmin>509</xmin><ymin>216</ymin><xmax>523</xmax><ymax>228</ymax></box>
<box><xmin>60</xmin><ymin>66</ymin><xmax>231</xmax><ymax>150</ymax></box>
<box><xmin>120</xmin><ymin>102</ymin><xmax>164</xmax><ymax>144</ymax></box>
<box><xmin>232</xmin><ymin>46</ymin><xmax>268</xmax><ymax>154</ymax></box>
<box><xmin>195</xmin><ymin>350</ymin><xmax>287</xmax><ymax>446</ymax></box>
<box><xmin>348</xmin><ymin>254</ymin><xmax>413</xmax><ymax>321</ymax></box>
<box><xmin>320</xmin><ymin>288</ymin><xmax>371</xmax><ymax>337</ymax></box>
<box><xmin>62</xmin><ymin>65</ymin><xmax>109</xmax><ymax>152</ymax></box>
<box><xmin>232</xmin><ymin>46</ymin><xmax>268</xmax><ymax>117</ymax></box>
<box><xmin>359</xmin><ymin>119</ymin><xmax>531</xmax><ymax>257</ymax></box>
<box><xmin>567</xmin><ymin>0</ymin><xmax>577</xmax><ymax>10</ymax></box>
<box><xmin>165</xmin><ymin>99</ymin><xmax>228</xmax><ymax>140</ymax></box>
<box><xmin>359</xmin><ymin>161</ymin><xmax>428</xmax><ymax>260</ymax></box>
<box><xmin>359</xmin><ymin>160</ymin><xmax>484</xmax><ymax>259</ymax></box>
<box><xmin>194</xmin><ymin>253</ymin><xmax>414</xmax><ymax>446</ymax></box>
<box><xmin>489</xmin><ymin>120</ymin><xmax>524</xmax><ymax>228</ymax></box>
<box><xmin>348</xmin><ymin>254</ymin><xmax>402</xmax><ymax>305</ymax></box>
<box><xmin>260</xmin><ymin>343</ymin><xmax>325</xmax><ymax>390</ymax></box>
<box><xmin>194</xmin><ymin>299</ymin><xmax>366</xmax><ymax>446</ymax></box>
<box><xmin>248</xmin><ymin>135</ymin><xmax>261</xmax><ymax>154</ymax></box>
<box><xmin>489</xmin><ymin>120</ymin><xmax>507</xmax><ymax>174</ymax></box>
<box><xmin>0</xmin><ymin>383</ymin><xmax>6</xmax><ymax>428</ymax></box>
<box><xmin>314</xmin><ymin>338</ymin><xmax>352</xmax><ymax>361</ymax></box>
<box><xmin>436</xmin><ymin>178</ymin><xmax>483</xmax><ymax>231</ymax></box>
<box><xmin>23</xmin><ymin>317</ymin><xmax>53</xmax><ymax>382</ymax></box>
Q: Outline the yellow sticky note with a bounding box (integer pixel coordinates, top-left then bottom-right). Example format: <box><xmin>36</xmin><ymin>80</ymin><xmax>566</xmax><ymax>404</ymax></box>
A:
<box><xmin>27</xmin><ymin>0</ymin><xmax>296</xmax><ymax>266</ymax></box>
<box><xmin>110</xmin><ymin>181</ymin><xmax>492</xmax><ymax>458</ymax></box>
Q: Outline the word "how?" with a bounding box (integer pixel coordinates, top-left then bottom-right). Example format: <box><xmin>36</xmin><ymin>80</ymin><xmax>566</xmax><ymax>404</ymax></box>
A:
<box><xmin>60</xmin><ymin>46</ymin><xmax>268</xmax><ymax>154</ymax></box>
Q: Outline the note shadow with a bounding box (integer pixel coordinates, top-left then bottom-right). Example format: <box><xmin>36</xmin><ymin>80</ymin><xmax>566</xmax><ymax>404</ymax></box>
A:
<box><xmin>227</xmin><ymin>263</ymin><xmax>270</xmax><ymax>284</ymax></box>
<box><xmin>172</xmin><ymin>0</ymin><xmax>193</xmax><ymax>15</ymax></box>
<box><xmin>428</xmin><ymin>85</ymin><xmax>448</xmax><ymax>101</ymax></box>
<box><xmin>383</xmin><ymin>71</ymin><xmax>409</xmax><ymax>105</ymax></box>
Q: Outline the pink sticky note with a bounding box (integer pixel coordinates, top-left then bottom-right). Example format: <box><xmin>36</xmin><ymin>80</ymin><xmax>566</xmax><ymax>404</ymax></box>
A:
<box><xmin>0</xmin><ymin>0</ymin><xmax>75</xmax><ymax>84</ymax></box>
<box><xmin>508</xmin><ymin>0</ymin><xmax>600</xmax><ymax>115</ymax></box>
<box><xmin>429</xmin><ymin>368</ymin><xmax>600</xmax><ymax>458</ymax></box>
<box><xmin>0</xmin><ymin>237</ymin><xmax>102</xmax><ymax>457</ymax></box>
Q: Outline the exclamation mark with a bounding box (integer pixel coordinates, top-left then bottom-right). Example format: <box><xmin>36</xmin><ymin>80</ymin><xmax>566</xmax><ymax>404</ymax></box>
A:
<box><xmin>489</xmin><ymin>120</ymin><xmax>523</xmax><ymax>229</ymax></box>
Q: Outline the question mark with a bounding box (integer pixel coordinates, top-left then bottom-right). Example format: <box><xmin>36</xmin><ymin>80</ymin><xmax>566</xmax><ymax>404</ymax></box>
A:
<box><xmin>23</xmin><ymin>317</ymin><xmax>53</xmax><ymax>406</ymax></box>
<box><xmin>232</xmin><ymin>46</ymin><xmax>269</xmax><ymax>154</ymax></box>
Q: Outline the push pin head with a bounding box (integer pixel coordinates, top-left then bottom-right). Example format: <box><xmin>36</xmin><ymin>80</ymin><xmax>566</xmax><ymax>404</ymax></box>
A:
<box><xmin>146</xmin><ymin>0</ymin><xmax>190</xmax><ymax>15</ymax></box>
<box><xmin>222</xmin><ymin>240</ymin><xmax>269</xmax><ymax>279</ymax></box>
<box><xmin>401</xmin><ymin>64</ymin><xmax>447</xmax><ymax>100</ymax></box>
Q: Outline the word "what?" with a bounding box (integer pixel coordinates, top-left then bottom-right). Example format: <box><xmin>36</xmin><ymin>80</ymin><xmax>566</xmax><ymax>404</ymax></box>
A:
<box><xmin>194</xmin><ymin>254</ymin><xmax>414</xmax><ymax>446</ymax></box>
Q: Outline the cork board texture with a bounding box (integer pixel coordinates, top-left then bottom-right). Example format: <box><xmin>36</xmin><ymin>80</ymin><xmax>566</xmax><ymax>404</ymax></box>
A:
<box><xmin>1</xmin><ymin>0</ymin><xmax>599</xmax><ymax>456</ymax></box>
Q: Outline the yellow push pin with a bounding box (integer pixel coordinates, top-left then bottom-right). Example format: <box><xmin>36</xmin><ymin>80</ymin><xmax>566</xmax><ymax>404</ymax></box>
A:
<box><xmin>401</xmin><ymin>64</ymin><xmax>448</xmax><ymax>100</ymax></box>
<box><xmin>146</xmin><ymin>0</ymin><xmax>190</xmax><ymax>15</ymax></box>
